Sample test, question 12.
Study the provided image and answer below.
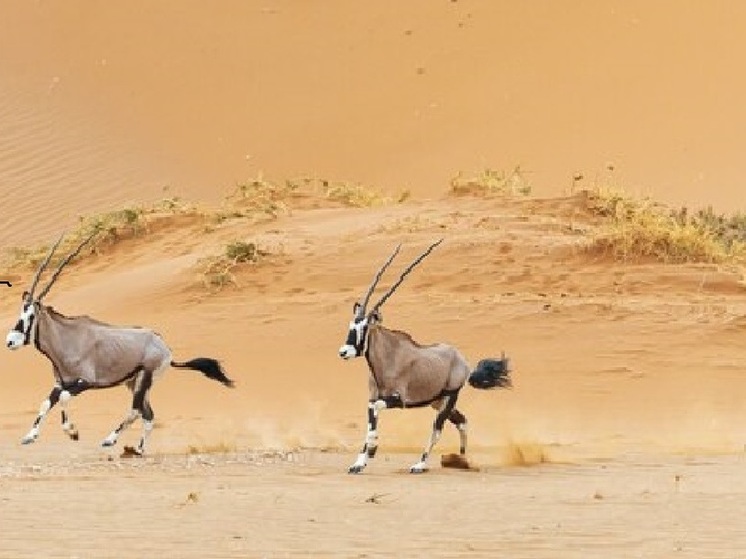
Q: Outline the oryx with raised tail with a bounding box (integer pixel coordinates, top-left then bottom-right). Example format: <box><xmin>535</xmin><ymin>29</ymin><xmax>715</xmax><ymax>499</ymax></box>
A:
<box><xmin>6</xmin><ymin>232</ymin><xmax>234</xmax><ymax>455</ymax></box>
<box><xmin>339</xmin><ymin>240</ymin><xmax>511</xmax><ymax>474</ymax></box>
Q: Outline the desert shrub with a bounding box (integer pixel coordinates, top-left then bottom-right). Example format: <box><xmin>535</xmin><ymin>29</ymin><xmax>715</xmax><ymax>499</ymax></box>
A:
<box><xmin>0</xmin><ymin>197</ymin><xmax>197</xmax><ymax>274</ymax></box>
<box><xmin>449</xmin><ymin>167</ymin><xmax>532</xmax><ymax>197</ymax></box>
<box><xmin>199</xmin><ymin>239</ymin><xmax>276</xmax><ymax>291</ymax></box>
<box><xmin>223</xmin><ymin>174</ymin><xmax>299</xmax><ymax>219</ymax></box>
<box><xmin>584</xmin><ymin>187</ymin><xmax>746</xmax><ymax>263</ymax></box>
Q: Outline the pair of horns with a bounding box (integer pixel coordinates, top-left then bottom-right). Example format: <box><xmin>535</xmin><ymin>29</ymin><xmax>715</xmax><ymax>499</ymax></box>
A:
<box><xmin>358</xmin><ymin>239</ymin><xmax>443</xmax><ymax>317</ymax></box>
<box><xmin>28</xmin><ymin>232</ymin><xmax>97</xmax><ymax>300</ymax></box>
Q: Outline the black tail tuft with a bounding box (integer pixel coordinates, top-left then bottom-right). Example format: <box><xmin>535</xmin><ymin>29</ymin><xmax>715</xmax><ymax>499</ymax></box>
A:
<box><xmin>171</xmin><ymin>358</ymin><xmax>235</xmax><ymax>388</ymax></box>
<box><xmin>468</xmin><ymin>356</ymin><xmax>512</xmax><ymax>390</ymax></box>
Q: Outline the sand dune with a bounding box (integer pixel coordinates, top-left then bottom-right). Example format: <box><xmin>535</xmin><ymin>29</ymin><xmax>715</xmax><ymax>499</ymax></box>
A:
<box><xmin>2</xmin><ymin>3</ymin><xmax>746</xmax><ymax>558</ymax></box>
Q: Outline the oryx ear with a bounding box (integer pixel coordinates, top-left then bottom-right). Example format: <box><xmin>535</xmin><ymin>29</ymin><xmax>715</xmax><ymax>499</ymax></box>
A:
<box><xmin>22</xmin><ymin>290</ymin><xmax>32</xmax><ymax>301</ymax></box>
<box><xmin>369</xmin><ymin>310</ymin><xmax>382</xmax><ymax>324</ymax></box>
<box><xmin>353</xmin><ymin>302</ymin><xmax>362</xmax><ymax>315</ymax></box>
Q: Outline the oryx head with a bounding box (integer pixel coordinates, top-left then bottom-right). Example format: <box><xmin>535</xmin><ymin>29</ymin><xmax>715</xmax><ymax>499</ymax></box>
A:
<box><xmin>339</xmin><ymin>240</ymin><xmax>443</xmax><ymax>360</ymax></box>
<box><xmin>6</xmin><ymin>232</ymin><xmax>96</xmax><ymax>350</ymax></box>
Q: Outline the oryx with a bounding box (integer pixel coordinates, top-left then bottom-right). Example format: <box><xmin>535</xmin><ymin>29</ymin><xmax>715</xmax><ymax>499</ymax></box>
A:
<box><xmin>6</xmin><ymin>232</ymin><xmax>235</xmax><ymax>455</ymax></box>
<box><xmin>339</xmin><ymin>240</ymin><xmax>511</xmax><ymax>474</ymax></box>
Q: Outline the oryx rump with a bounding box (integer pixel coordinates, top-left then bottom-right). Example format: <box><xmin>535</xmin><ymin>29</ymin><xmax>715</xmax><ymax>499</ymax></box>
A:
<box><xmin>339</xmin><ymin>240</ymin><xmax>511</xmax><ymax>474</ymax></box>
<box><xmin>5</xmin><ymin>232</ymin><xmax>234</xmax><ymax>455</ymax></box>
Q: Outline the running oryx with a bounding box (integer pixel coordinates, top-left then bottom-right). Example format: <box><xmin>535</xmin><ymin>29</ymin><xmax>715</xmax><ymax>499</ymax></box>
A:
<box><xmin>6</xmin><ymin>232</ymin><xmax>234</xmax><ymax>455</ymax></box>
<box><xmin>339</xmin><ymin>240</ymin><xmax>511</xmax><ymax>474</ymax></box>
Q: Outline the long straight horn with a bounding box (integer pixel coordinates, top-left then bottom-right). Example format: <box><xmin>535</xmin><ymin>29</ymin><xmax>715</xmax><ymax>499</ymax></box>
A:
<box><xmin>36</xmin><ymin>232</ymin><xmax>98</xmax><ymax>300</ymax></box>
<box><xmin>28</xmin><ymin>232</ymin><xmax>65</xmax><ymax>298</ymax></box>
<box><xmin>371</xmin><ymin>239</ymin><xmax>443</xmax><ymax>312</ymax></box>
<box><xmin>358</xmin><ymin>244</ymin><xmax>402</xmax><ymax>317</ymax></box>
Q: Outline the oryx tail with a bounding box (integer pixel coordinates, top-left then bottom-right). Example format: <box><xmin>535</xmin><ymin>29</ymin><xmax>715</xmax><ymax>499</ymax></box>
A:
<box><xmin>171</xmin><ymin>358</ymin><xmax>235</xmax><ymax>388</ymax></box>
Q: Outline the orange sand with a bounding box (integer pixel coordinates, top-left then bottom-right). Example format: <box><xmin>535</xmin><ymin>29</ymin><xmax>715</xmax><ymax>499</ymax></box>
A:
<box><xmin>1</xmin><ymin>3</ymin><xmax>746</xmax><ymax>558</ymax></box>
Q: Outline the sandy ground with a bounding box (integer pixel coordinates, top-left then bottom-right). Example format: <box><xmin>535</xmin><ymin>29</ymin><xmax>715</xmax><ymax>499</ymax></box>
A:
<box><xmin>2</xmin><ymin>3</ymin><xmax>746</xmax><ymax>558</ymax></box>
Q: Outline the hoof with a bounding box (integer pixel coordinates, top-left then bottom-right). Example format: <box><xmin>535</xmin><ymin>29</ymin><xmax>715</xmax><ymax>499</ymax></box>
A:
<box><xmin>409</xmin><ymin>465</ymin><xmax>428</xmax><ymax>474</ymax></box>
<box><xmin>69</xmin><ymin>432</ymin><xmax>80</xmax><ymax>441</ymax></box>
<box><xmin>101</xmin><ymin>438</ymin><xmax>117</xmax><ymax>448</ymax></box>
<box><xmin>348</xmin><ymin>465</ymin><xmax>365</xmax><ymax>474</ymax></box>
<box><xmin>20</xmin><ymin>436</ymin><xmax>37</xmax><ymax>445</ymax></box>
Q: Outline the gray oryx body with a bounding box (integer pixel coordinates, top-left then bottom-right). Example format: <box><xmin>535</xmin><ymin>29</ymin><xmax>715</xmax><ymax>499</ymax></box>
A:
<box><xmin>339</xmin><ymin>240</ymin><xmax>511</xmax><ymax>474</ymax></box>
<box><xmin>6</xmin><ymin>233</ymin><xmax>234</xmax><ymax>454</ymax></box>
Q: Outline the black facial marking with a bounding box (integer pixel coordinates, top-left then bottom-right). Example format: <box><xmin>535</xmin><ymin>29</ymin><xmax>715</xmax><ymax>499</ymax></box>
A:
<box><xmin>345</xmin><ymin>327</ymin><xmax>357</xmax><ymax>347</ymax></box>
<box><xmin>23</xmin><ymin>314</ymin><xmax>35</xmax><ymax>345</ymax></box>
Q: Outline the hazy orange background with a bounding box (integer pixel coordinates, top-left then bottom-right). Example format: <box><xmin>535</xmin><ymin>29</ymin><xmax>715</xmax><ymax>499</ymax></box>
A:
<box><xmin>2</xmin><ymin>1</ymin><xmax>746</xmax><ymax>245</ymax></box>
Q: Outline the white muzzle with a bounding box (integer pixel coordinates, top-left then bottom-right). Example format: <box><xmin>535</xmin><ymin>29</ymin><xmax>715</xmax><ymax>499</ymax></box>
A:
<box><xmin>6</xmin><ymin>331</ymin><xmax>25</xmax><ymax>350</ymax></box>
<box><xmin>339</xmin><ymin>344</ymin><xmax>358</xmax><ymax>359</ymax></box>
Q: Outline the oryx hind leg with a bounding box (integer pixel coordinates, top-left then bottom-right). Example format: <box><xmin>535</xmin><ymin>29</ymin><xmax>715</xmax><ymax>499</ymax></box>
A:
<box><xmin>101</xmin><ymin>369</ymin><xmax>151</xmax><ymax>450</ymax></box>
<box><xmin>448</xmin><ymin>409</ymin><xmax>468</xmax><ymax>455</ymax></box>
<box><xmin>410</xmin><ymin>391</ymin><xmax>460</xmax><ymax>474</ymax></box>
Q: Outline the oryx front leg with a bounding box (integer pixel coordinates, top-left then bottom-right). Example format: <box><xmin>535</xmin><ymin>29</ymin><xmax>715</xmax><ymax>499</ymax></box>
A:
<box><xmin>58</xmin><ymin>379</ymin><xmax>90</xmax><ymax>441</ymax></box>
<box><xmin>410</xmin><ymin>393</ymin><xmax>458</xmax><ymax>474</ymax></box>
<box><xmin>22</xmin><ymin>386</ymin><xmax>62</xmax><ymax>444</ymax></box>
<box><xmin>59</xmin><ymin>390</ymin><xmax>79</xmax><ymax>441</ymax></box>
<box><xmin>348</xmin><ymin>399</ymin><xmax>386</xmax><ymax>474</ymax></box>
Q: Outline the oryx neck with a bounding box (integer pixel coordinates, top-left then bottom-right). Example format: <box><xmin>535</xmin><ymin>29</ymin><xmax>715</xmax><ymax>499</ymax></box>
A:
<box><xmin>364</xmin><ymin>325</ymin><xmax>406</xmax><ymax>389</ymax></box>
<box><xmin>33</xmin><ymin>305</ymin><xmax>66</xmax><ymax>357</ymax></box>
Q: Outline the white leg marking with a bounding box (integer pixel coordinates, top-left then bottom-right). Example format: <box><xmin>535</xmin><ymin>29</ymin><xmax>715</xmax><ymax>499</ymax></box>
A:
<box><xmin>102</xmin><ymin>409</ymin><xmax>140</xmax><ymax>447</ymax></box>
<box><xmin>350</xmin><ymin>452</ymin><xmax>368</xmax><ymax>472</ymax></box>
<box><xmin>136</xmin><ymin>420</ymin><xmax>154</xmax><ymax>454</ymax></box>
<box><xmin>22</xmin><ymin>397</ymin><xmax>53</xmax><ymax>444</ymax></box>
<box><xmin>21</xmin><ymin>427</ymin><xmax>40</xmax><ymax>445</ymax></box>
<box><xmin>410</xmin><ymin>428</ymin><xmax>442</xmax><ymax>473</ymax></box>
<box><xmin>457</xmin><ymin>422</ymin><xmax>468</xmax><ymax>454</ymax></box>
<box><xmin>410</xmin><ymin>399</ymin><xmax>449</xmax><ymax>473</ymax></box>
<box><xmin>349</xmin><ymin>401</ymin><xmax>383</xmax><ymax>474</ymax></box>
<box><xmin>59</xmin><ymin>391</ymin><xmax>79</xmax><ymax>439</ymax></box>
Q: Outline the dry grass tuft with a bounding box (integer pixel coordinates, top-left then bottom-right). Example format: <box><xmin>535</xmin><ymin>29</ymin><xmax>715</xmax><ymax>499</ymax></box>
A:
<box><xmin>199</xmin><ymin>239</ymin><xmax>280</xmax><ymax>291</ymax></box>
<box><xmin>221</xmin><ymin>174</ymin><xmax>299</xmax><ymax>219</ymax></box>
<box><xmin>449</xmin><ymin>167</ymin><xmax>532</xmax><ymax>197</ymax></box>
<box><xmin>0</xmin><ymin>197</ymin><xmax>198</xmax><ymax>275</ymax></box>
<box><xmin>211</xmin><ymin>174</ymin><xmax>405</xmax><ymax>224</ymax></box>
<box><xmin>321</xmin><ymin>180</ymin><xmax>398</xmax><ymax>207</ymax></box>
<box><xmin>583</xmin><ymin>186</ymin><xmax>746</xmax><ymax>264</ymax></box>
